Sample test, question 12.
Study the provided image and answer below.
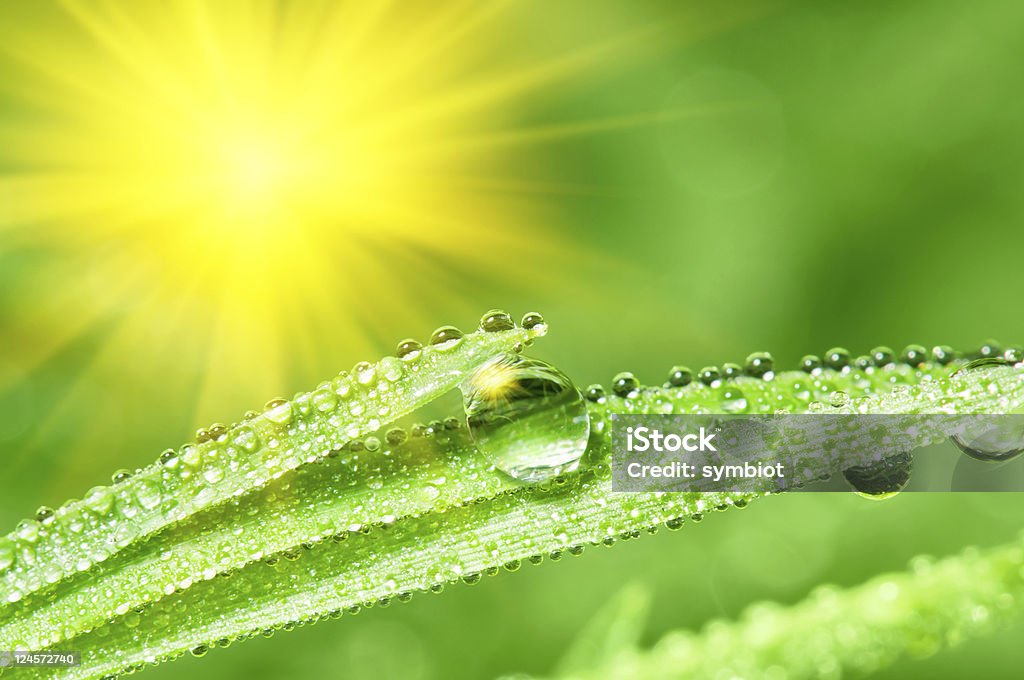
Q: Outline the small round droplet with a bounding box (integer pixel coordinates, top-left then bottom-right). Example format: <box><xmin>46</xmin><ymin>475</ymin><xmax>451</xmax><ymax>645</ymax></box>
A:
<box><xmin>612</xmin><ymin>372</ymin><xmax>639</xmax><ymax>397</ymax></box>
<box><xmin>311</xmin><ymin>388</ymin><xmax>337</xmax><ymax>413</ymax></box>
<box><xmin>1004</xmin><ymin>346</ymin><xmax>1023</xmax><ymax>364</ymax></box>
<box><xmin>584</xmin><ymin>384</ymin><xmax>605</xmax><ymax>401</ymax></box>
<box><xmin>463</xmin><ymin>354</ymin><xmax>590</xmax><ymax>483</ymax></box>
<box><xmin>159</xmin><ymin>448</ymin><xmax>179</xmax><ymax>468</ymax></box>
<box><xmin>113</xmin><ymin>522</ymin><xmax>138</xmax><ymax>548</ymax></box>
<box><xmin>385</xmin><ymin>428</ymin><xmax>408</xmax><ymax>445</ymax></box>
<box><xmin>232</xmin><ymin>426</ymin><xmax>260</xmax><ymax>453</ymax></box>
<box><xmin>871</xmin><ymin>346</ymin><xmax>895</xmax><ymax>367</ymax></box>
<box><xmin>353</xmin><ymin>361</ymin><xmax>376</xmax><ymax>386</ymax></box>
<box><xmin>35</xmin><ymin>506</ymin><xmax>55</xmax><ymax>524</ymax></box>
<box><xmin>830</xmin><ymin>391</ymin><xmax>850</xmax><ymax>408</ymax></box>
<box><xmin>668</xmin><ymin>366</ymin><xmax>693</xmax><ymax>387</ymax></box>
<box><xmin>853</xmin><ymin>355</ymin><xmax>872</xmax><ymax>370</ymax></box>
<box><xmin>720</xmin><ymin>388</ymin><xmax>748</xmax><ymax>413</ymax></box>
<box><xmin>16</xmin><ymin>519</ymin><xmax>39</xmax><ymax>542</ymax></box>
<box><xmin>824</xmin><ymin>348</ymin><xmax>850</xmax><ymax>371</ymax></box>
<box><xmin>744</xmin><ymin>353</ymin><xmax>773</xmax><ymax>378</ymax></box>
<box><xmin>931</xmin><ymin>345</ymin><xmax>956</xmax><ymax>365</ymax></box>
<box><xmin>800</xmin><ymin>355</ymin><xmax>822</xmax><ymax>373</ymax></box>
<box><xmin>396</xmin><ymin>339</ymin><xmax>422</xmax><ymax>360</ymax></box>
<box><xmin>721</xmin><ymin>363</ymin><xmax>743</xmax><ymax>380</ymax></box>
<box><xmin>698</xmin><ymin>366</ymin><xmax>721</xmax><ymax>386</ymax></box>
<box><xmin>84</xmin><ymin>486</ymin><xmax>114</xmax><ymax>514</ymax></box>
<box><xmin>976</xmin><ymin>339</ymin><xmax>1003</xmax><ymax>359</ymax></box>
<box><xmin>843</xmin><ymin>452</ymin><xmax>912</xmax><ymax>499</ymax></box>
<box><xmin>134</xmin><ymin>480</ymin><xmax>163</xmax><ymax>510</ymax></box>
<box><xmin>429</xmin><ymin>325</ymin><xmax>464</xmax><ymax>347</ymax></box>
<box><xmin>111</xmin><ymin>469</ymin><xmax>132</xmax><ymax>484</ymax></box>
<box><xmin>203</xmin><ymin>467</ymin><xmax>225</xmax><ymax>484</ymax></box>
<box><xmin>521</xmin><ymin>312</ymin><xmax>547</xmax><ymax>336</ymax></box>
<box><xmin>190</xmin><ymin>645</ymin><xmax>209</xmax><ymax>658</ymax></box>
<box><xmin>263</xmin><ymin>399</ymin><xmax>293</xmax><ymax>425</ymax></box>
<box><xmin>480</xmin><ymin>309</ymin><xmax>514</xmax><ymax>332</ymax></box>
<box><xmin>901</xmin><ymin>344</ymin><xmax>928</xmax><ymax>366</ymax></box>
<box><xmin>378</xmin><ymin>357</ymin><xmax>404</xmax><ymax>382</ymax></box>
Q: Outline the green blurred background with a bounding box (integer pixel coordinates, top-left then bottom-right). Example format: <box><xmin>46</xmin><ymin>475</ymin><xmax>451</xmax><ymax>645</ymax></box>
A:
<box><xmin>2</xmin><ymin>0</ymin><xmax>1023</xmax><ymax>677</ymax></box>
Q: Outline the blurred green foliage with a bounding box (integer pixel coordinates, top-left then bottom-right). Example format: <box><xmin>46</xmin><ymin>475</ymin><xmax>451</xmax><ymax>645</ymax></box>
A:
<box><xmin>2</xmin><ymin>0</ymin><xmax>1023</xmax><ymax>678</ymax></box>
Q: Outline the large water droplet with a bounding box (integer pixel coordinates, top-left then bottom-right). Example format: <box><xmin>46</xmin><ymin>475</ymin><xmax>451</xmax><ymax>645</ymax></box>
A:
<box><xmin>951</xmin><ymin>415</ymin><xmax>1024</xmax><ymax>462</ymax></box>
<box><xmin>429</xmin><ymin>325</ymin><xmax>464</xmax><ymax>348</ymax></box>
<box><xmin>842</xmin><ymin>452</ymin><xmax>912</xmax><ymax>499</ymax></box>
<box><xmin>462</xmin><ymin>354</ymin><xmax>590</xmax><ymax>483</ymax></box>
<box><xmin>480</xmin><ymin>309</ymin><xmax>514</xmax><ymax>332</ymax></box>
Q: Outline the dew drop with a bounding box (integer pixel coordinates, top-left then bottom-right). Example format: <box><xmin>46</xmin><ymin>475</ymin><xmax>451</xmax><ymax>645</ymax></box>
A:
<box><xmin>311</xmin><ymin>388</ymin><xmax>337</xmax><ymax>413</ymax></box>
<box><xmin>462</xmin><ymin>354</ymin><xmax>590</xmax><ymax>483</ymax></box>
<box><xmin>744</xmin><ymin>352</ymin><xmax>773</xmax><ymax>378</ymax></box>
<box><xmin>111</xmin><ymin>469</ymin><xmax>133</xmax><ymax>484</ymax></box>
<box><xmin>901</xmin><ymin>344</ymin><xmax>928</xmax><ymax>367</ymax></box>
<box><xmin>84</xmin><ymin>486</ymin><xmax>114</xmax><ymax>514</ymax></box>
<box><xmin>231</xmin><ymin>426</ymin><xmax>260</xmax><ymax>453</ymax></box>
<box><xmin>800</xmin><ymin>355</ymin><xmax>822</xmax><ymax>373</ymax></box>
<box><xmin>722</xmin><ymin>363</ymin><xmax>743</xmax><ymax>380</ymax></box>
<box><xmin>159</xmin><ymin>448</ymin><xmax>179</xmax><ymax>468</ymax></box>
<box><xmin>190</xmin><ymin>645</ymin><xmax>208</xmax><ymax>658</ymax></box>
<box><xmin>871</xmin><ymin>346</ymin><xmax>895</xmax><ymax>367</ymax></box>
<box><xmin>203</xmin><ymin>467</ymin><xmax>225</xmax><ymax>484</ymax></box>
<box><xmin>429</xmin><ymin>325</ymin><xmax>464</xmax><ymax>348</ymax></box>
<box><xmin>134</xmin><ymin>480</ymin><xmax>163</xmax><ymax>510</ymax></box>
<box><xmin>949</xmin><ymin>360</ymin><xmax>1024</xmax><ymax>462</ymax></box>
<box><xmin>976</xmin><ymin>339</ymin><xmax>1003</xmax><ymax>359</ymax></box>
<box><xmin>480</xmin><ymin>309</ymin><xmax>515</xmax><ymax>332</ymax></box>
<box><xmin>35</xmin><ymin>506</ymin><xmax>55</xmax><ymax>524</ymax></box>
<box><xmin>351</xmin><ymin>361</ymin><xmax>376</xmax><ymax>386</ymax></box>
<box><xmin>719</xmin><ymin>388</ymin><xmax>748</xmax><ymax>413</ymax></box>
<box><xmin>830</xmin><ymin>391</ymin><xmax>850</xmax><ymax>408</ymax></box>
<box><xmin>932</xmin><ymin>345</ymin><xmax>956</xmax><ymax>365</ymax></box>
<box><xmin>396</xmin><ymin>339</ymin><xmax>422</xmax><ymax>360</ymax></box>
<box><xmin>521</xmin><ymin>312</ymin><xmax>547</xmax><ymax>336</ymax></box>
<box><xmin>113</xmin><ymin>523</ymin><xmax>139</xmax><ymax>548</ymax></box>
<box><xmin>668</xmin><ymin>366</ymin><xmax>693</xmax><ymax>387</ymax></box>
<box><xmin>612</xmin><ymin>372</ymin><xmax>639</xmax><ymax>397</ymax></box>
<box><xmin>379</xmin><ymin>357</ymin><xmax>404</xmax><ymax>382</ymax></box>
<box><xmin>208</xmin><ymin>424</ymin><xmax>227</xmax><ymax>442</ymax></box>
<box><xmin>263</xmin><ymin>399</ymin><xmax>293</xmax><ymax>425</ymax></box>
<box><xmin>824</xmin><ymin>347</ymin><xmax>850</xmax><ymax>371</ymax></box>
<box><xmin>842</xmin><ymin>452</ymin><xmax>912</xmax><ymax>499</ymax></box>
<box><xmin>584</xmin><ymin>384</ymin><xmax>605</xmax><ymax>401</ymax></box>
<box><xmin>698</xmin><ymin>366</ymin><xmax>721</xmax><ymax>386</ymax></box>
<box><xmin>181</xmin><ymin>444</ymin><xmax>202</xmax><ymax>467</ymax></box>
<box><xmin>385</xmin><ymin>428</ymin><xmax>408</xmax><ymax>445</ymax></box>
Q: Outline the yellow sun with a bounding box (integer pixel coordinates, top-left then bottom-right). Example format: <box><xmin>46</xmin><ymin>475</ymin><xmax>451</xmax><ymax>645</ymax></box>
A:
<box><xmin>0</xmin><ymin>1</ymin><xmax>742</xmax><ymax>470</ymax></box>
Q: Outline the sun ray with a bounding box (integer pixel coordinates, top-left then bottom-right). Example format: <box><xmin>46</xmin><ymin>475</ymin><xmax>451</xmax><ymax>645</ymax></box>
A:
<box><xmin>0</xmin><ymin>0</ymin><xmax>761</xmax><ymax>469</ymax></box>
